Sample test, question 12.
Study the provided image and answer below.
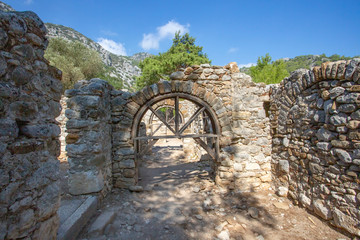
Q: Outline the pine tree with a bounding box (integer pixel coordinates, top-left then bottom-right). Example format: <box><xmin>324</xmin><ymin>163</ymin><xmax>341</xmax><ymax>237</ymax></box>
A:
<box><xmin>135</xmin><ymin>32</ymin><xmax>210</xmax><ymax>89</ymax></box>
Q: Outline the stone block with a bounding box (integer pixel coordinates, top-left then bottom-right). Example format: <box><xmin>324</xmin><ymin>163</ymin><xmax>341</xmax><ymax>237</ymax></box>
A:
<box><xmin>329</xmin><ymin>86</ymin><xmax>345</xmax><ymax>99</ymax></box>
<box><xmin>66</xmin><ymin>119</ymin><xmax>100</xmax><ymax>130</ymax></box>
<box><xmin>245</xmin><ymin>162</ymin><xmax>261</xmax><ymax>170</ymax></box>
<box><xmin>277</xmin><ymin>187</ymin><xmax>288</xmax><ymax>197</ymax></box>
<box><xmin>149</xmin><ymin>84</ymin><xmax>159</xmax><ymax>96</ymax></box>
<box><xmin>316</xmin><ymin>127</ymin><xmax>336</xmax><ymax>141</ymax></box>
<box><xmin>349</xmin><ymin>131</ymin><xmax>360</xmax><ymax>140</ymax></box>
<box><xmin>336</xmin><ymin>93</ymin><xmax>360</xmax><ymax>104</ymax></box>
<box><xmin>170</xmin><ymin>71</ymin><xmax>185</xmax><ymax>80</ymax></box>
<box><xmin>68</xmin><ymin>96</ymin><xmax>101</xmax><ymax>110</ymax></box>
<box><xmin>116</xmin><ymin>148</ymin><xmax>134</xmax><ymax>156</ymax></box>
<box><xmin>233</xmin><ymin>111</ymin><xmax>251</xmax><ymax>120</ymax></box>
<box><xmin>347</xmin><ymin>120</ymin><xmax>360</xmax><ymax>129</ymax></box>
<box><xmin>329</xmin><ymin>113</ymin><xmax>348</xmax><ymax>126</ymax></box>
<box><xmin>333</xmin><ymin>148</ymin><xmax>352</xmax><ymax>163</ymax></box>
<box><xmin>114</xmin><ymin>177</ymin><xmax>136</xmax><ymax>188</ymax></box>
<box><xmin>333</xmin><ymin>208</ymin><xmax>360</xmax><ymax>236</ymax></box>
<box><xmin>260</xmin><ymin>174</ymin><xmax>271</xmax><ymax>182</ymax></box>
<box><xmin>123</xmin><ymin>169</ymin><xmax>136</xmax><ymax>177</ymax></box>
<box><xmin>316</xmin><ymin>142</ymin><xmax>332</xmax><ymax>151</ymax></box>
<box><xmin>68</xmin><ymin>171</ymin><xmax>104</xmax><ymax>195</ymax></box>
<box><xmin>338</xmin><ymin>103</ymin><xmax>357</xmax><ymax>113</ymax></box>
<box><xmin>330</xmin><ymin>140</ymin><xmax>350</xmax><ymax>149</ymax></box>
<box><xmin>20</xmin><ymin>123</ymin><xmax>60</xmax><ymax>139</ymax></box>
<box><xmin>299</xmin><ymin>193</ymin><xmax>312</xmax><ymax>210</ymax></box>
<box><xmin>9</xmin><ymin>100</ymin><xmax>38</xmax><ymax>122</ymax></box>
<box><xmin>234</xmin><ymin>152</ymin><xmax>250</xmax><ymax>162</ymax></box>
<box><xmin>278</xmin><ymin>160</ymin><xmax>289</xmax><ymax>174</ymax></box>
<box><xmin>345</xmin><ymin>59</ymin><xmax>359</xmax><ymax>80</ymax></box>
<box><xmin>0</xmin><ymin>119</ymin><xmax>18</xmax><ymax>138</ymax></box>
<box><xmin>233</xmin><ymin>163</ymin><xmax>243</xmax><ymax>172</ymax></box>
<box><xmin>118</xmin><ymin>159</ymin><xmax>135</xmax><ymax>169</ymax></box>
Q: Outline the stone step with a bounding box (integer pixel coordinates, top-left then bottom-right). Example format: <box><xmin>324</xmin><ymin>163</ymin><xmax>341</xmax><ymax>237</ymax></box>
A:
<box><xmin>88</xmin><ymin>210</ymin><xmax>117</xmax><ymax>235</ymax></box>
<box><xmin>57</xmin><ymin>196</ymin><xmax>98</xmax><ymax>240</ymax></box>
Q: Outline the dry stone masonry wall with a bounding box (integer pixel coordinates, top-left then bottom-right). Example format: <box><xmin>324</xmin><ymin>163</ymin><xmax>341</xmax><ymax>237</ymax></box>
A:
<box><xmin>0</xmin><ymin>11</ymin><xmax>62</xmax><ymax>239</ymax></box>
<box><xmin>169</xmin><ymin>65</ymin><xmax>272</xmax><ymax>191</ymax></box>
<box><xmin>231</xmin><ymin>74</ymin><xmax>272</xmax><ymax>191</ymax></box>
<box><xmin>270</xmin><ymin>60</ymin><xmax>360</xmax><ymax>236</ymax></box>
<box><xmin>64</xmin><ymin>79</ymin><xmax>113</xmax><ymax>198</ymax></box>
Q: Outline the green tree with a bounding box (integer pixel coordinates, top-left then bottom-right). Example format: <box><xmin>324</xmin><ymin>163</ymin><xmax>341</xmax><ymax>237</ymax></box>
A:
<box><xmin>135</xmin><ymin>32</ymin><xmax>210</xmax><ymax>89</ymax></box>
<box><xmin>249</xmin><ymin>53</ymin><xmax>289</xmax><ymax>84</ymax></box>
<box><xmin>45</xmin><ymin>38</ymin><xmax>105</xmax><ymax>89</ymax></box>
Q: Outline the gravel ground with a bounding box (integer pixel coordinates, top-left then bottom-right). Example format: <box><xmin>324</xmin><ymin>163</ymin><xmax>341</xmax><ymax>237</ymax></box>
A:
<box><xmin>78</xmin><ymin>139</ymin><xmax>351</xmax><ymax>240</ymax></box>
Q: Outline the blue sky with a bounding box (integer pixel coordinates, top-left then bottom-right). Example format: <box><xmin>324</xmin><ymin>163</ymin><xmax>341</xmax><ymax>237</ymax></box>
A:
<box><xmin>7</xmin><ymin>0</ymin><xmax>360</xmax><ymax>66</ymax></box>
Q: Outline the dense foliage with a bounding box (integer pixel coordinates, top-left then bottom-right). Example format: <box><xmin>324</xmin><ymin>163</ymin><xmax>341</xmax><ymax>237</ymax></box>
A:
<box><xmin>244</xmin><ymin>53</ymin><xmax>359</xmax><ymax>85</ymax></box>
<box><xmin>45</xmin><ymin>38</ymin><xmax>123</xmax><ymax>89</ymax></box>
<box><xmin>249</xmin><ymin>54</ymin><xmax>289</xmax><ymax>84</ymax></box>
<box><xmin>283</xmin><ymin>54</ymin><xmax>358</xmax><ymax>73</ymax></box>
<box><xmin>135</xmin><ymin>32</ymin><xmax>210</xmax><ymax>89</ymax></box>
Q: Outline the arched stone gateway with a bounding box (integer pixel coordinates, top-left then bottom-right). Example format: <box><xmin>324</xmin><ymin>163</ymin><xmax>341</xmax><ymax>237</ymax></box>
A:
<box><xmin>114</xmin><ymin>80</ymin><xmax>231</xmax><ymax>188</ymax></box>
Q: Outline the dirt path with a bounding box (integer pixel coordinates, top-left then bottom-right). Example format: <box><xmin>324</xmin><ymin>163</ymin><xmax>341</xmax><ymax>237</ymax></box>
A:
<box><xmin>78</xmin><ymin>139</ymin><xmax>350</xmax><ymax>240</ymax></box>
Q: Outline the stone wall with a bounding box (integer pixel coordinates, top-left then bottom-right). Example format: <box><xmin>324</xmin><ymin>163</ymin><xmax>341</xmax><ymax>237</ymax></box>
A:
<box><xmin>106</xmin><ymin>64</ymin><xmax>272</xmax><ymax>191</ymax></box>
<box><xmin>64</xmin><ymin>79</ymin><xmax>113</xmax><ymax>198</ymax></box>
<box><xmin>169</xmin><ymin>65</ymin><xmax>272</xmax><ymax>191</ymax></box>
<box><xmin>270</xmin><ymin>60</ymin><xmax>360</xmax><ymax>236</ymax></box>
<box><xmin>231</xmin><ymin>74</ymin><xmax>272</xmax><ymax>191</ymax></box>
<box><xmin>0</xmin><ymin>11</ymin><xmax>62</xmax><ymax>239</ymax></box>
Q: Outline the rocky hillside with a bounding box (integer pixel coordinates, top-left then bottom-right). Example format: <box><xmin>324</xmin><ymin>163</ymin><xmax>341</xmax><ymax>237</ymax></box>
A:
<box><xmin>45</xmin><ymin>23</ymin><xmax>151</xmax><ymax>89</ymax></box>
<box><xmin>281</xmin><ymin>54</ymin><xmax>358</xmax><ymax>73</ymax></box>
<box><xmin>0</xmin><ymin>1</ymin><xmax>14</xmax><ymax>11</ymax></box>
<box><xmin>0</xmin><ymin>1</ymin><xmax>151</xmax><ymax>89</ymax></box>
<box><xmin>240</xmin><ymin>54</ymin><xmax>359</xmax><ymax>74</ymax></box>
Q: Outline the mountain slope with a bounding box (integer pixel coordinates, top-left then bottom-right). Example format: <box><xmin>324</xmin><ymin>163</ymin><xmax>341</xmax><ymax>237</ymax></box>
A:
<box><xmin>281</xmin><ymin>54</ymin><xmax>358</xmax><ymax>73</ymax></box>
<box><xmin>45</xmin><ymin>23</ymin><xmax>151</xmax><ymax>89</ymax></box>
<box><xmin>0</xmin><ymin>1</ymin><xmax>14</xmax><ymax>11</ymax></box>
<box><xmin>240</xmin><ymin>54</ymin><xmax>359</xmax><ymax>75</ymax></box>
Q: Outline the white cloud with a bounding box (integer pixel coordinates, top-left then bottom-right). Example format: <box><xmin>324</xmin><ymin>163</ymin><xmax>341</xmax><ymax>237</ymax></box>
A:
<box><xmin>140</xmin><ymin>20</ymin><xmax>190</xmax><ymax>50</ymax></box>
<box><xmin>140</xmin><ymin>33</ymin><xmax>159</xmax><ymax>50</ymax></box>
<box><xmin>228</xmin><ymin>47</ymin><xmax>239</xmax><ymax>53</ymax></box>
<box><xmin>24</xmin><ymin>0</ymin><xmax>33</xmax><ymax>4</ymax></box>
<box><xmin>97</xmin><ymin>38</ymin><xmax>127</xmax><ymax>56</ymax></box>
<box><xmin>238</xmin><ymin>62</ymin><xmax>256</xmax><ymax>68</ymax></box>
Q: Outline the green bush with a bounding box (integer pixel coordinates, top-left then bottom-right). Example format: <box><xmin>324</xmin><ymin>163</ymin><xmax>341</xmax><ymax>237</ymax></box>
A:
<box><xmin>45</xmin><ymin>38</ymin><xmax>104</xmax><ymax>89</ymax></box>
<box><xmin>249</xmin><ymin>53</ymin><xmax>289</xmax><ymax>84</ymax></box>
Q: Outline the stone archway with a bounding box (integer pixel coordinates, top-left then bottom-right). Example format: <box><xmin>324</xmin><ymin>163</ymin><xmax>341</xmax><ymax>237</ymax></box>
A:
<box><xmin>112</xmin><ymin>80</ymin><xmax>231</xmax><ymax>188</ymax></box>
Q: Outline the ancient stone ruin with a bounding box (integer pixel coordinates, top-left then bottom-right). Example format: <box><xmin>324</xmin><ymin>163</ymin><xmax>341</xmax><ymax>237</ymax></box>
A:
<box><xmin>0</xmin><ymin>10</ymin><xmax>62</xmax><ymax>239</ymax></box>
<box><xmin>1</xmin><ymin>10</ymin><xmax>359</xmax><ymax>239</ymax></box>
